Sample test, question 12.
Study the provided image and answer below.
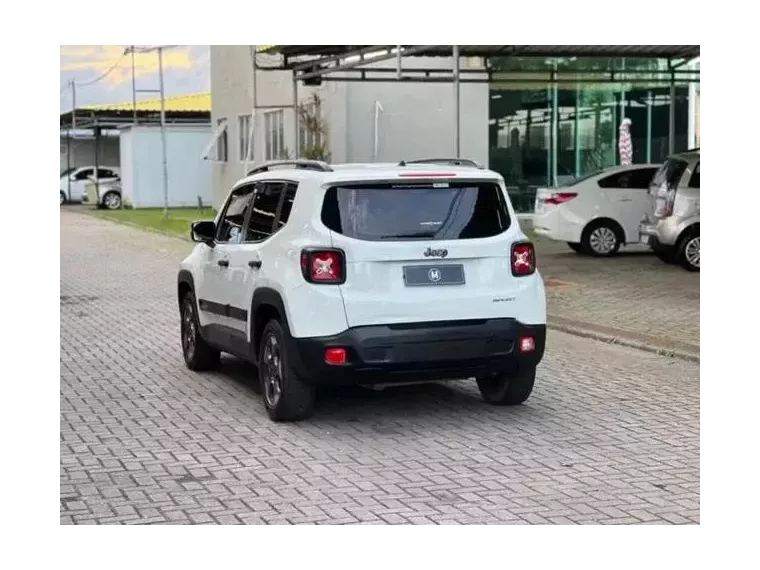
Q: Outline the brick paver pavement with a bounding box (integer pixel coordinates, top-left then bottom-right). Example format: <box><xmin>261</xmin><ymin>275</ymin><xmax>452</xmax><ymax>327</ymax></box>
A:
<box><xmin>535</xmin><ymin>236</ymin><xmax>700</xmax><ymax>356</ymax></box>
<box><xmin>60</xmin><ymin>210</ymin><xmax>700</xmax><ymax>524</ymax></box>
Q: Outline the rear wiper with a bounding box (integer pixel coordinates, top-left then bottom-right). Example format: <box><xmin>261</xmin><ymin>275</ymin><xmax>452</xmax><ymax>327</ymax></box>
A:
<box><xmin>378</xmin><ymin>231</ymin><xmax>437</xmax><ymax>239</ymax></box>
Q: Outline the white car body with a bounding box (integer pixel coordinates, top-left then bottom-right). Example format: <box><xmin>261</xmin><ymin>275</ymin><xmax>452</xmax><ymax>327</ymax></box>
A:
<box><xmin>60</xmin><ymin>166</ymin><xmax>119</xmax><ymax>204</ymax></box>
<box><xmin>177</xmin><ymin>159</ymin><xmax>548</xmax><ymax>421</ymax></box>
<box><xmin>532</xmin><ymin>164</ymin><xmax>661</xmax><ymax>256</ymax></box>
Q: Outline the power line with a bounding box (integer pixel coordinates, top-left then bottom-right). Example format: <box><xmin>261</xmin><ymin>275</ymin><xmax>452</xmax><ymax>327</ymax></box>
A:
<box><xmin>73</xmin><ymin>51</ymin><xmax>127</xmax><ymax>88</ymax></box>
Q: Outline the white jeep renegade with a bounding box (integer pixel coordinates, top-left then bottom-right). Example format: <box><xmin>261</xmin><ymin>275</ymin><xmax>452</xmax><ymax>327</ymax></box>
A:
<box><xmin>177</xmin><ymin>159</ymin><xmax>547</xmax><ymax>422</ymax></box>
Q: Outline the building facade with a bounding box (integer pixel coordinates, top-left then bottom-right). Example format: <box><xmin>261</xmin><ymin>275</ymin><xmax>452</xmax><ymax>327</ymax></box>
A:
<box><xmin>208</xmin><ymin>47</ymin><xmax>699</xmax><ymax>211</ymax></box>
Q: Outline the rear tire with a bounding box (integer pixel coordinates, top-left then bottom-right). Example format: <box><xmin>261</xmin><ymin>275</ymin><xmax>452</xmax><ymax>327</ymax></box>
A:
<box><xmin>581</xmin><ymin>220</ymin><xmax>622</xmax><ymax>257</ymax></box>
<box><xmin>477</xmin><ymin>366</ymin><xmax>536</xmax><ymax>406</ymax></box>
<box><xmin>567</xmin><ymin>242</ymin><xmax>584</xmax><ymax>254</ymax></box>
<box><xmin>60</xmin><ymin>191</ymin><xmax>66</xmax><ymax>206</ymax></box>
<box><xmin>676</xmin><ymin>228</ymin><xmax>700</xmax><ymax>272</ymax></box>
<box><xmin>258</xmin><ymin>319</ymin><xmax>315</xmax><ymax>422</ymax></box>
<box><xmin>102</xmin><ymin>191</ymin><xmax>121</xmax><ymax>210</ymax></box>
<box><xmin>180</xmin><ymin>291</ymin><xmax>220</xmax><ymax>371</ymax></box>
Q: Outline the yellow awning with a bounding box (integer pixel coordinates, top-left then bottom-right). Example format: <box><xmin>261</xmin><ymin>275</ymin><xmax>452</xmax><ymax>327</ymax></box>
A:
<box><xmin>83</xmin><ymin>92</ymin><xmax>210</xmax><ymax>113</ymax></box>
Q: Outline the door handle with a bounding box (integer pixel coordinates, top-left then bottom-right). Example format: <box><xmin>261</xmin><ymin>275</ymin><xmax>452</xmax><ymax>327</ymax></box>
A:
<box><xmin>618</xmin><ymin>198</ymin><xmax>632</xmax><ymax>202</ymax></box>
<box><xmin>217</xmin><ymin>259</ymin><xmax>229</xmax><ymax>267</ymax></box>
<box><xmin>248</xmin><ymin>260</ymin><xmax>262</xmax><ymax>269</ymax></box>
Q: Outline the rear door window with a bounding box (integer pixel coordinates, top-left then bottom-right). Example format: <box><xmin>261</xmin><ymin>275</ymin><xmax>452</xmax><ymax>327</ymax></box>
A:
<box><xmin>651</xmin><ymin>158</ymin><xmax>688</xmax><ymax>190</ymax></box>
<box><xmin>321</xmin><ymin>181</ymin><xmax>511</xmax><ymax>241</ymax></box>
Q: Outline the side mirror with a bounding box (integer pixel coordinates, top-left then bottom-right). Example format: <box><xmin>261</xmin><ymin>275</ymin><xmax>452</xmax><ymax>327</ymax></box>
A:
<box><xmin>191</xmin><ymin>220</ymin><xmax>216</xmax><ymax>246</ymax></box>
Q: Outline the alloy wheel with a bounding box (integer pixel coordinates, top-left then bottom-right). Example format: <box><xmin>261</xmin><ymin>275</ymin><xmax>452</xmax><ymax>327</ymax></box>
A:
<box><xmin>104</xmin><ymin>192</ymin><xmax>121</xmax><ymax>209</ymax></box>
<box><xmin>181</xmin><ymin>298</ymin><xmax>196</xmax><ymax>360</ymax></box>
<box><xmin>589</xmin><ymin>226</ymin><xmax>617</xmax><ymax>255</ymax></box>
<box><xmin>262</xmin><ymin>334</ymin><xmax>283</xmax><ymax>408</ymax></box>
<box><xmin>684</xmin><ymin>236</ymin><xmax>700</xmax><ymax>268</ymax></box>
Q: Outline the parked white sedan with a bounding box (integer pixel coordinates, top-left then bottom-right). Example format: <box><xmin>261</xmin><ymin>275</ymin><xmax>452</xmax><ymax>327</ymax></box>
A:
<box><xmin>532</xmin><ymin>164</ymin><xmax>661</xmax><ymax>256</ymax></box>
<box><xmin>60</xmin><ymin>166</ymin><xmax>119</xmax><ymax>205</ymax></box>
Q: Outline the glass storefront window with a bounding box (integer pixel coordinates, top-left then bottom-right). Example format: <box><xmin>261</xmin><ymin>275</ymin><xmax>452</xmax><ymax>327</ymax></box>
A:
<box><xmin>488</xmin><ymin>56</ymin><xmax>695</xmax><ymax>213</ymax></box>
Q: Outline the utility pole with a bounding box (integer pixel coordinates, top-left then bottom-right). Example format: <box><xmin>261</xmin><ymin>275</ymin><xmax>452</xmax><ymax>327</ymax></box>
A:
<box><xmin>125</xmin><ymin>45</ymin><xmax>174</xmax><ymax>220</ymax></box>
<box><xmin>68</xmin><ymin>79</ymin><xmax>76</xmax><ymax>201</ymax></box>
<box><xmin>157</xmin><ymin>46</ymin><xmax>169</xmax><ymax>220</ymax></box>
<box><xmin>130</xmin><ymin>46</ymin><xmax>138</xmax><ymax>124</ymax></box>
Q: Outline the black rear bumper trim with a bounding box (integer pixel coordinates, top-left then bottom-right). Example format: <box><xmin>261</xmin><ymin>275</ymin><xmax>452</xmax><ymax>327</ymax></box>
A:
<box><xmin>289</xmin><ymin>318</ymin><xmax>546</xmax><ymax>386</ymax></box>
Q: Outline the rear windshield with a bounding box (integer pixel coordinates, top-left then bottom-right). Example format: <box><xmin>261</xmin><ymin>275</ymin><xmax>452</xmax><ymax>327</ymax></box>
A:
<box><xmin>321</xmin><ymin>181</ymin><xmax>511</xmax><ymax>241</ymax></box>
<box><xmin>651</xmin><ymin>158</ymin><xmax>688</xmax><ymax>190</ymax></box>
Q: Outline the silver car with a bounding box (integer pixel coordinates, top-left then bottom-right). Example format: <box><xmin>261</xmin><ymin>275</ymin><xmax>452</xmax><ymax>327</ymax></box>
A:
<box><xmin>638</xmin><ymin>149</ymin><xmax>700</xmax><ymax>272</ymax></box>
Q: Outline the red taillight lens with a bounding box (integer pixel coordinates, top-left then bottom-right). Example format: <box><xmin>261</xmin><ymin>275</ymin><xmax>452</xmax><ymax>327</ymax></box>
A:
<box><xmin>511</xmin><ymin>242</ymin><xmax>535</xmax><ymax>276</ymax></box>
<box><xmin>543</xmin><ymin>192</ymin><xmax>578</xmax><ymax>205</ymax></box>
<box><xmin>300</xmin><ymin>248</ymin><xmax>345</xmax><ymax>284</ymax></box>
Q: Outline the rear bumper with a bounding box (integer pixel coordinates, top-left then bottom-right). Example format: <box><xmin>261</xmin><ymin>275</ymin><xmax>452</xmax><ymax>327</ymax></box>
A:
<box><xmin>532</xmin><ymin>210</ymin><xmax>584</xmax><ymax>243</ymax></box>
<box><xmin>290</xmin><ymin>318</ymin><xmax>546</xmax><ymax>386</ymax></box>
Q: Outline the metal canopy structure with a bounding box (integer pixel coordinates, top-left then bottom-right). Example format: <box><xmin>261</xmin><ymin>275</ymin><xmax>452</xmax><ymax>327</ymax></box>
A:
<box><xmin>253</xmin><ymin>45</ymin><xmax>699</xmax><ymax>160</ymax></box>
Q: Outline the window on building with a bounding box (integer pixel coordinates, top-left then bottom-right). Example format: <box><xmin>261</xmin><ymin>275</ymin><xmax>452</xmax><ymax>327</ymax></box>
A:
<box><xmin>238</xmin><ymin>114</ymin><xmax>252</xmax><ymax>162</ymax></box>
<box><xmin>214</xmin><ymin>118</ymin><xmax>228</xmax><ymax>162</ymax></box>
<box><xmin>264</xmin><ymin>110</ymin><xmax>285</xmax><ymax>160</ymax></box>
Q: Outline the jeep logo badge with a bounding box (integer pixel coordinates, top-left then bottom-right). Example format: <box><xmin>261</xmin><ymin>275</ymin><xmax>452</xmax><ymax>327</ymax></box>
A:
<box><xmin>428</xmin><ymin>268</ymin><xmax>442</xmax><ymax>283</ymax></box>
<box><xmin>423</xmin><ymin>247</ymin><xmax>448</xmax><ymax>259</ymax></box>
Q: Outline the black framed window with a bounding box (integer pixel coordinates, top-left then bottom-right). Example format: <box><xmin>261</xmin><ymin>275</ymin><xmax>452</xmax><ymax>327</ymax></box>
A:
<box><xmin>216</xmin><ymin>184</ymin><xmax>255</xmax><ymax>243</ymax></box>
<box><xmin>245</xmin><ymin>182</ymin><xmax>283</xmax><ymax>242</ymax></box>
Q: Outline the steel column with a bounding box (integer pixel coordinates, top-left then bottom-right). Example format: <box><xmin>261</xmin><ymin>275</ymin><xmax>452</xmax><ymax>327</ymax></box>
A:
<box><xmin>453</xmin><ymin>45</ymin><xmax>460</xmax><ymax>158</ymax></box>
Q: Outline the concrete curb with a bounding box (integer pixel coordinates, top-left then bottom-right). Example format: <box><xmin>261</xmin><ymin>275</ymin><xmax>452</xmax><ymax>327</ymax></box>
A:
<box><xmin>78</xmin><ymin>209</ymin><xmax>699</xmax><ymax>363</ymax></box>
<box><xmin>547</xmin><ymin>318</ymin><xmax>700</xmax><ymax>363</ymax></box>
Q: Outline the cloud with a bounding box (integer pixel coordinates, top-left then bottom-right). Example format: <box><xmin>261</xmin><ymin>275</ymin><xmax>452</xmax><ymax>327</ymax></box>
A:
<box><xmin>60</xmin><ymin>45</ymin><xmax>209</xmax><ymax>111</ymax></box>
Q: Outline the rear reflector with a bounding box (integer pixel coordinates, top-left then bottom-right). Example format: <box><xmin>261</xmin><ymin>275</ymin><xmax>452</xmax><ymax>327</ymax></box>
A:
<box><xmin>519</xmin><ymin>337</ymin><xmax>536</xmax><ymax>353</ymax></box>
<box><xmin>324</xmin><ymin>347</ymin><xmax>347</xmax><ymax>365</ymax></box>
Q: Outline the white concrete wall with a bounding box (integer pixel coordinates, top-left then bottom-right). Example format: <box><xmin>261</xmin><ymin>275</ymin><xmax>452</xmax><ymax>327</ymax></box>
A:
<box><xmin>120</xmin><ymin>125</ymin><xmax>212</xmax><ymax>208</ymax></box>
<box><xmin>209</xmin><ymin>47</ymin><xmax>489</xmax><ymax>209</ymax></box>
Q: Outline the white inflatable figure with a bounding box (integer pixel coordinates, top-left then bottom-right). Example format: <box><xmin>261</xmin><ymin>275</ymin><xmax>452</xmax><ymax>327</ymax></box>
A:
<box><xmin>618</xmin><ymin>118</ymin><xmax>633</xmax><ymax>165</ymax></box>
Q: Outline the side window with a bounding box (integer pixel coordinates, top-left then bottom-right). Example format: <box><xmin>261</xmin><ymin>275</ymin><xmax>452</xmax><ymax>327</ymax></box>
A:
<box><xmin>688</xmin><ymin>162</ymin><xmax>700</xmax><ymax>189</ymax></box>
<box><xmin>74</xmin><ymin>168</ymin><xmax>93</xmax><ymax>181</ymax></box>
<box><xmin>216</xmin><ymin>184</ymin><xmax>255</xmax><ymax>243</ymax></box>
<box><xmin>97</xmin><ymin>168</ymin><xmax>116</xmax><ymax>179</ymax></box>
<box><xmin>276</xmin><ymin>183</ymin><xmax>299</xmax><ymax>230</ymax></box>
<box><xmin>245</xmin><ymin>182</ymin><xmax>283</xmax><ymax>242</ymax></box>
<box><xmin>628</xmin><ymin>167</ymin><xmax>658</xmax><ymax>189</ymax></box>
<box><xmin>598</xmin><ymin>172</ymin><xmax>630</xmax><ymax>189</ymax></box>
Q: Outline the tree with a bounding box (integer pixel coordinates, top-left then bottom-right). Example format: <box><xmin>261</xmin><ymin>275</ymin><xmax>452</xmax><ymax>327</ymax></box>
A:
<box><xmin>297</xmin><ymin>93</ymin><xmax>331</xmax><ymax>161</ymax></box>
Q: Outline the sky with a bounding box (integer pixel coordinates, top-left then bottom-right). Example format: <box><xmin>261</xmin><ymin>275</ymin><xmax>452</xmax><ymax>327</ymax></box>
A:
<box><xmin>60</xmin><ymin>45</ymin><xmax>210</xmax><ymax>112</ymax></box>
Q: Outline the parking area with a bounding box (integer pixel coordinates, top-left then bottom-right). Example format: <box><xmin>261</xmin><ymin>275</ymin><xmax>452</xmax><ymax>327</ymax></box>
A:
<box><xmin>60</xmin><ymin>211</ymin><xmax>699</xmax><ymax>524</ymax></box>
<box><xmin>534</xmin><ymin>236</ymin><xmax>699</xmax><ymax>357</ymax></box>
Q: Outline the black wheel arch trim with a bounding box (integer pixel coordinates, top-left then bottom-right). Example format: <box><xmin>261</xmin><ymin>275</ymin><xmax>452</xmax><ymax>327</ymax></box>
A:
<box><xmin>250</xmin><ymin>287</ymin><xmax>292</xmax><ymax>355</ymax></box>
<box><xmin>177</xmin><ymin>270</ymin><xmax>196</xmax><ymax>309</ymax></box>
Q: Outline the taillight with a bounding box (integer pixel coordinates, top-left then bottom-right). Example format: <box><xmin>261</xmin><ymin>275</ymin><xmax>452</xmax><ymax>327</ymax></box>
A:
<box><xmin>300</xmin><ymin>248</ymin><xmax>345</xmax><ymax>284</ymax></box>
<box><xmin>664</xmin><ymin>189</ymin><xmax>677</xmax><ymax>216</ymax></box>
<box><xmin>511</xmin><ymin>242</ymin><xmax>536</xmax><ymax>277</ymax></box>
<box><xmin>542</xmin><ymin>192</ymin><xmax>577</xmax><ymax>205</ymax></box>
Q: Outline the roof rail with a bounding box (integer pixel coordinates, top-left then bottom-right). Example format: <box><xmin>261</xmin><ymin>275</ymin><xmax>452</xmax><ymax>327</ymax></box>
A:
<box><xmin>247</xmin><ymin>159</ymin><xmax>333</xmax><ymax>176</ymax></box>
<box><xmin>398</xmin><ymin>158</ymin><xmax>484</xmax><ymax>169</ymax></box>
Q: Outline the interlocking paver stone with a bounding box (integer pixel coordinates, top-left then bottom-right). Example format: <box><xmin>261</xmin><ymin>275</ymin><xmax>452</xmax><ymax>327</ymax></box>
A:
<box><xmin>60</xmin><ymin>209</ymin><xmax>700</xmax><ymax>524</ymax></box>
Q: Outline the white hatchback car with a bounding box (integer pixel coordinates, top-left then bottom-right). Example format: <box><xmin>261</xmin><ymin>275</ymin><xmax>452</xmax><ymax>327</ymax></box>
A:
<box><xmin>60</xmin><ymin>166</ymin><xmax>119</xmax><ymax>205</ymax></box>
<box><xmin>532</xmin><ymin>164</ymin><xmax>661</xmax><ymax>256</ymax></box>
<box><xmin>177</xmin><ymin>159</ymin><xmax>547</xmax><ymax>421</ymax></box>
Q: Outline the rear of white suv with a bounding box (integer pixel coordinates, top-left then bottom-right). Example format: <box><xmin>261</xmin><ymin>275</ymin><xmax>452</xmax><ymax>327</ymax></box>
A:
<box><xmin>178</xmin><ymin>161</ymin><xmax>547</xmax><ymax>421</ymax></box>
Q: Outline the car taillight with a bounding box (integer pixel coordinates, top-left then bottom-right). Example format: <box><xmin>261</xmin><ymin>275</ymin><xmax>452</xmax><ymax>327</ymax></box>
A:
<box><xmin>300</xmin><ymin>248</ymin><xmax>345</xmax><ymax>284</ymax></box>
<box><xmin>542</xmin><ymin>192</ymin><xmax>577</xmax><ymax>205</ymax></box>
<box><xmin>511</xmin><ymin>242</ymin><xmax>536</xmax><ymax>277</ymax></box>
<box><xmin>664</xmin><ymin>189</ymin><xmax>677</xmax><ymax>216</ymax></box>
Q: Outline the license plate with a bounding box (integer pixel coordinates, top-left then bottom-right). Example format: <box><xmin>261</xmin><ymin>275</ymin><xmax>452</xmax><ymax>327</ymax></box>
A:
<box><xmin>403</xmin><ymin>264</ymin><xmax>465</xmax><ymax>286</ymax></box>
